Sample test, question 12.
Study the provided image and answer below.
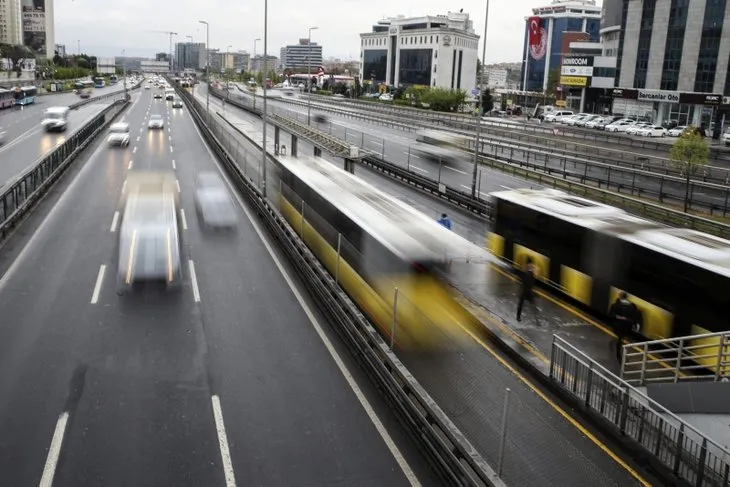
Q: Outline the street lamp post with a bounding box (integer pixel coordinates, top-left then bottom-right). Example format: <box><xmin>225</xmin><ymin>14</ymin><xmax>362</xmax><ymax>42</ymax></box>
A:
<box><xmin>168</xmin><ymin>32</ymin><xmax>177</xmax><ymax>73</ymax></box>
<box><xmin>253</xmin><ymin>38</ymin><xmax>261</xmax><ymax>73</ymax></box>
<box><xmin>306</xmin><ymin>26</ymin><xmax>318</xmax><ymax>125</ymax></box>
<box><xmin>226</xmin><ymin>44</ymin><xmax>232</xmax><ymax>98</ymax></box>
<box><xmin>261</xmin><ymin>0</ymin><xmax>268</xmax><ymax>197</ymax></box>
<box><xmin>199</xmin><ymin>20</ymin><xmax>210</xmax><ymax>114</ymax></box>
<box><xmin>471</xmin><ymin>0</ymin><xmax>490</xmax><ymax>199</ymax></box>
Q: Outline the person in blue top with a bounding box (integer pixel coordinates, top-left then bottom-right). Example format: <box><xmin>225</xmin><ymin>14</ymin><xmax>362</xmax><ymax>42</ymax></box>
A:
<box><xmin>437</xmin><ymin>213</ymin><xmax>452</xmax><ymax>230</ymax></box>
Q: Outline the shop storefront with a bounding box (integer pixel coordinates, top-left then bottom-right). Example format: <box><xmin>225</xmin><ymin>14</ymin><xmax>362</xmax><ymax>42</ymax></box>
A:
<box><xmin>611</xmin><ymin>88</ymin><xmax>722</xmax><ymax>128</ymax></box>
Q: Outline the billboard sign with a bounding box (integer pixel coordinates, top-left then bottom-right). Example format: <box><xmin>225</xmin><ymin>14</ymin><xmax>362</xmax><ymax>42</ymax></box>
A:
<box><xmin>560</xmin><ymin>76</ymin><xmax>588</xmax><ymax>87</ymax></box>
<box><xmin>561</xmin><ymin>66</ymin><xmax>593</xmax><ymax>77</ymax></box>
<box><xmin>22</xmin><ymin>0</ymin><xmax>47</xmax><ymax>57</ymax></box>
<box><xmin>528</xmin><ymin>17</ymin><xmax>547</xmax><ymax>60</ymax></box>
<box><xmin>561</xmin><ymin>57</ymin><xmax>593</xmax><ymax>66</ymax></box>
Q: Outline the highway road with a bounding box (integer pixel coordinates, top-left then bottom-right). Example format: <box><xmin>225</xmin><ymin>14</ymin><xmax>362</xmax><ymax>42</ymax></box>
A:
<box><xmin>0</xmin><ymin>83</ymin><xmax>127</xmax><ymax>144</ymax></box>
<box><xmin>0</xmin><ymin>87</ymin><xmax>435</xmax><ymax>486</ymax></box>
<box><xmin>224</xmin><ymin>89</ymin><xmax>726</xmax><ymax>212</ymax></box>
<box><xmin>0</xmin><ymin>98</ymin><xmax>125</xmax><ymax>188</ymax></box>
<box><xmin>194</xmin><ymin>86</ymin><xmax>650</xmax><ymax>487</ymax></box>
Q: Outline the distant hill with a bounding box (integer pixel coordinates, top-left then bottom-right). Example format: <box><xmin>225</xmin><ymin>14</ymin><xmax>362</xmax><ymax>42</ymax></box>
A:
<box><xmin>485</xmin><ymin>62</ymin><xmax>523</xmax><ymax>85</ymax></box>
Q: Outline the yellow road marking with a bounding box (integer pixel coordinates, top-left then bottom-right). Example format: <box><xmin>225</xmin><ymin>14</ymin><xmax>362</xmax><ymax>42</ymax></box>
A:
<box><xmin>454</xmin><ymin>318</ymin><xmax>652</xmax><ymax>487</ymax></box>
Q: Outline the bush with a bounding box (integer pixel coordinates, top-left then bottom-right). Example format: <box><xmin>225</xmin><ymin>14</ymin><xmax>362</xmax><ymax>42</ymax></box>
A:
<box><xmin>315</xmin><ymin>89</ymin><xmax>332</xmax><ymax>96</ymax></box>
<box><xmin>55</xmin><ymin>66</ymin><xmax>89</xmax><ymax>80</ymax></box>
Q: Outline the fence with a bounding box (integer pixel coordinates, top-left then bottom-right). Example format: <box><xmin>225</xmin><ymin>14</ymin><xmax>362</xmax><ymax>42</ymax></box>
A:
<box><xmin>550</xmin><ymin>335</ymin><xmax>730</xmax><ymax>487</ymax></box>
<box><xmin>0</xmin><ymin>99</ymin><xmax>128</xmax><ymax>239</ymax></box>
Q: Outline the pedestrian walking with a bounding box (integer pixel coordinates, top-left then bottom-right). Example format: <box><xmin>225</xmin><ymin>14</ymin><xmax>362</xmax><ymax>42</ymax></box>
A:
<box><xmin>608</xmin><ymin>291</ymin><xmax>642</xmax><ymax>362</ymax></box>
<box><xmin>516</xmin><ymin>257</ymin><xmax>537</xmax><ymax>322</ymax></box>
<box><xmin>437</xmin><ymin>213</ymin><xmax>452</xmax><ymax>230</ymax></box>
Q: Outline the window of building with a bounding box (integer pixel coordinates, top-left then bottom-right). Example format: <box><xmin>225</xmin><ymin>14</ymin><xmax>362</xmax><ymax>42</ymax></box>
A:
<box><xmin>634</xmin><ymin>0</ymin><xmax>657</xmax><ymax>89</ymax></box>
<box><xmin>436</xmin><ymin>36</ymin><xmax>439</xmax><ymax>44</ymax></box>
<box><xmin>614</xmin><ymin>0</ymin><xmax>629</xmax><ymax>86</ymax></box>
<box><xmin>430</xmin><ymin>35</ymin><xmax>433</xmax><ymax>43</ymax></box>
<box><xmin>660</xmin><ymin>0</ymin><xmax>690</xmax><ymax>91</ymax></box>
<box><xmin>399</xmin><ymin>48</ymin><xmax>433</xmax><ymax>86</ymax></box>
<box><xmin>695</xmin><ymin>0</ymin><xmax>726</xmax><ymax>93</ymax></box>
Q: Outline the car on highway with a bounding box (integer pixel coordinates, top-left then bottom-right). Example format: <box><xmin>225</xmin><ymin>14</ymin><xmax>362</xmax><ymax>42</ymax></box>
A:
<box><xmin>172</xmin><ymin>97</ymin><xmax>183</xmax><ymax>108</ymax></box>
<box><xmin>148</xmin><ymin>114</ymin><xmax>164</xmax><ymax>129</ymax></box>
<box><xmin>635</xmin><ymin>125</ymin><xmax>667</xmax><ymax>137</ymax></box>
<box><xmin>145</xmin><ymin>85</ymin><xmax>151</xmax><ymax>90</ymax></box>
<box><xmin>165</xmin><ymin>89</ymin><xmax>175</xmax><ymax>101</ymax></box>
<box><xmin>313</xmin><ymin>114</ymin><xmax>328</xmax><ymax>123</ymax></box>
<box><xmin>667</xmin><ymin>125</ymin><xmax>688</xmax><ymax>137</ymax></box>
<box><xmin>107</xmin><ymin>122</ymin><xmax>130</xmax><ymax>147</ymax></box>
<box><xmin>117</xmin><ymin>171</ymin><xmax>182</xmax><ymax>293</ymax></box>
<box><xmin>79</xmin><ymin>90</ymin><xmax>91</xmax><ymax>99</ymax></box>
<box><xmin>194</xmin><ymin>172</ymin><xmax>237</xmax><ymax>229</ymax></box>
<box><xmin>153</xmin><ymin>92</ymin><xmax>162</xmax><ymax>99</ymax></box>
<box><xmin>41</xmin><ymin>106</ymin><xmax>70</xmax><ymax>132</ymax></box>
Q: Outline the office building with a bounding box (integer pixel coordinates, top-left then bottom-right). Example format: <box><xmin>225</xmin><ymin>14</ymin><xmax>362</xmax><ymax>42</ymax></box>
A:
<box><xmin>233</xmin><ymin>51</ymin><xmax>250</xmax><ymax>73</ymax></box>
<box><xmin>280</xmin><ymin>39</ymin><xmax>323</xmax><ymax>72</ymax></box>
<box><xmin>175</xmin><ymin>42</ymin><xmax>206</xmax><ymax>71</ymax></box>
<box><xmin>359</xmin><ymin>11</ymin><xmax>479</xmax><ymax>91</ymax></box>
<box><xmin>250</xmin><ymin>54</ymin><xmax>279</xmax><ymax>73</ymax></box>
<box><xmin>20</xmin><ymin>0</ymin><xmax>54</xmax><ymax>57</ymax></box>
<box><xmin>611</xmin><ymin>0</ymin><xmax>730</xmax><ymax>130</ymax></box>
<box><xmin>520</xmin><ymin>0</ymin><xmax>602</xmax><ymax>92</ymax></box>
<box><xmin>0</xmin><ymin>0</ymin><xmax>23</xmax><ymax>45</ymax></box>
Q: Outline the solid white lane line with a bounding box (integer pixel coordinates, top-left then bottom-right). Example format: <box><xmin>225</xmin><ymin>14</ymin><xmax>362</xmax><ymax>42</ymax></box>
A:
<box><xmin>180</xmin><ymin>209</ymin><xmax>188</xmax><ymax>230</ymax></box>
<box><xmin>172</xmin><ymin>159</ymin><xmax>176</xmax><ymax>170</ymax></box>
<box><xmin>39</xmin><ymin>411</ymin><xmax>69</xmax><ymax>487</ymax></box>
<box><xmin>175</xmin><ymin>179</ymin><xmax>181</xmax><ymax>192</ymax></box>
<box><xmin>500</xmin><ymin>185</ymin><xmax>513</xmax><ymax>190</ymax></box>
<box><xmin>90</xmin><ymin>265</ymin><xmax>106</xmax><ymax>304</ymax></box>
<box><xmin>444</xmin><ymin>165</ymin><xmax>467</xmax><ymax>175</ymax></box>
<box><xmin>128</xmin><ymin>160</ymin><xmax>133</xmax><ymax>170</ymax></box>
<box><xmin>460</xmin><ymin>184</ymin><xmax>489</xmax><ymax>198</ymax></box>
<box><xmin>188</xmin><ymin>260</ymin><xmax>200</xmax><ymax>302</ymax></box>
<box><xmin>211</xmin><ymin>395</ymin><xmax>237</xmax><ymax>487</ymax></box>
<box><xmin>404</xmin><ymin>151</ymin><xmax>421</xmax><ymax>159</ymax></box>
<box><xmin>110</xmin><ymin>211</ymin><xmax>119</xmax><ymax>232</ymax></box>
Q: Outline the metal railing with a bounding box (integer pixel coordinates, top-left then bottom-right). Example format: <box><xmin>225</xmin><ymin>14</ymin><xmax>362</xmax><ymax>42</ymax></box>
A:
<box><xmin>178</xmin><ymin>81</ymin><xmax>504</xmax><ymax>487</ymax></box>
<box><xmin>551</xmin><ymin>334</ymin><xmax>730</xmax><ymax>487</ymax></box>
<box><xmin>621</xmin><ymin>331</ymin><xmax>730</xmax><ymax>386</ymax></box>
<box><xmin>297</xmin><ymin>93</ymin><xmax>730</xmax><ymax>162</ymax></box>
<box><xmin>0</xmin><ymin>99</ymin><xmax>128</xmax><ymax>240</ymax></box>
<box><xmin>210</xmin><ymin>87</ymin><xmax>730</xmax><ymax>239</ymax></box>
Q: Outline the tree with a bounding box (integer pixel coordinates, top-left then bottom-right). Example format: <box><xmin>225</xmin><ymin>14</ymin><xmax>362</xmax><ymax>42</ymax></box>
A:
<box><xmin>1</xmin><ymin>44</ymin><xmax>33</xmax><ymax>77</ymax></box>
<box><xmin>669</xmin><ymin>128</ymin><xmax>710</xmax><ymax>212</ymax></box>
<box><xmin>545</xmin><ymin>67</ymin><xmax>560</xmax><ymax>98</ymax></box>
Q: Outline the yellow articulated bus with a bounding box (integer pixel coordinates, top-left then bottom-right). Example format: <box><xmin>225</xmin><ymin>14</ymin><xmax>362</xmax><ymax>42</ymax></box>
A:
<box><xmin>272</xmin><ymin>155</ymin><xmax>493</xmax><ymax>350</ymax></box>
<box><xmin>488</xmin><ymin>188</ymin><xmax>730</xmax><ymax>369</ymax></box>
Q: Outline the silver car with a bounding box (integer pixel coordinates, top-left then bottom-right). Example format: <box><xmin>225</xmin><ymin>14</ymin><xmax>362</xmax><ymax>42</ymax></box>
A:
<box><xmin>107</xmin><ymin>122</ymin><xmax>130</xmax><ymax>147</ymax></box>
<box><xmin>194</xmin><ymin>172</ymin><xmax>237</xmax><ymax>229</ymax></box>
<box><xmin>117</xmin><ymin>171</ymin><xmax>182</xmax><ymax>293</ymax></box>
<box><xmin>172</xmin><ymin>98</ymin><xmax>183</xmax><ymax>108</ymax></box>
<box><xmin>148</xmin><ymin>114</ymin><xmax>164</xmax><ymax>129</ymax></box>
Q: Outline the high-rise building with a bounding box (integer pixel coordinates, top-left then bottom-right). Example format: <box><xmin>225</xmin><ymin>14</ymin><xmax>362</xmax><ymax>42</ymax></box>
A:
<box><xmin>610</xmin><ymin>0</ymin><xmax>730</xmax><ymax>132</ymax></box>
<box><xmin>0</xmin><ymin>0</ymin><xmax>23</xmax><ymax>45</ymax></box>
<box><xmin>519</xmin><ymin>0</ymin><xmax>602</xmax><ymax>92</ymax></box>
<box><xmin>250</xmin><ymin>54</ymin><xmax>279</xmax><ymax>73</ymax></box>
<box><xmin>21</xmin><ymin>0</ymin><xmax>54</xmax><ymax>57</ymax></box>
<box><xmin>233</xmin><ymin>51</ymin><xmax>250</xmax><ymax>73</ymax></box>
<box><xmin>280</xmin><ymin>39</ymin><xmax>323</xmax><ymax>72</ymax></box>
<box><xmin>359</xmin><ymin>11</ymin><xmax>479</xmax><ymax>91</ymax></box>
<box><xmin>175</xmin><ymin>42</ymin><xmax>206</xmax><ymax>71</ymax></box>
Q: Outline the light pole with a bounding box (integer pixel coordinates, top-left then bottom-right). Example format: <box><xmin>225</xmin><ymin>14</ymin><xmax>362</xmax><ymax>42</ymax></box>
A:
<box><xmin>253</xmin><ymin>38</ymin><xmax>261</xmax><ymax>74</ymax></box>
<box><xmin>199</xmin><ymin>20</ymin><xmax>210</xmax><ymax>114</ymax></box>
<box><xmin>471</xmin><ymin>0</ymin><xmax>490</xmax><ymax>199</ymax></box>
<box><xmin>122</xmin><ymin>49</ymin><xmax>128</xmax><ymax>100</ymax></box>
<box><xmin>261</xmin><ymin>0</ymin><xmax>268</xmax><ymax>197</ymax></box>
<box><xmin>306</xmin><ymin>26</ymin><xmax>318</xmax><ymax>125</ymax></box>
<box><xmin>226</xmin><ymin>44</ymin><xmax>232</xmax><ymax>98</ymax></box>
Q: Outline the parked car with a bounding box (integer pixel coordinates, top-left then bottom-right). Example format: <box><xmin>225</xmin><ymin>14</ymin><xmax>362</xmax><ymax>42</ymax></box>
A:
<box><xmin>667</xmin><ymin>125</ymin><xmax>688</xmax><ymax>137</ymax></box>
<box><xmin>625</xmin><ymin>122</ymin><xmax>652</xmax><ymax>135</ymax></box>
<box><xmin>605</xmin><ymin>120</ymin><xmax>635</xmax><ymax>133</ymax></box>
<box><xmin>635</xmin><ymin>125</ymin><xmax>666</xmax><ymax>137</ymax></box>
<box><xmin>584</xmin><ymin>117</ymin><xmax>606</xmax><ymax>129</ymax></box>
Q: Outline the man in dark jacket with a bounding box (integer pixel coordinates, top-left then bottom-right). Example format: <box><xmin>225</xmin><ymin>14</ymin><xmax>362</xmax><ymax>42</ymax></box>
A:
<box><xmin>608</xmin><ymin>291</ymin><xmax>642</xmax><ymax>362</ymax></box>
<box><xmin>516</xmin><ymin>257</ymin><xmax>537</xmax><ymax>322</ymax></box>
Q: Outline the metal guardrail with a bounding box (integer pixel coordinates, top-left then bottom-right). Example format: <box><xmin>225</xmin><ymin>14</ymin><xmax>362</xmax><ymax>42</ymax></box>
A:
<box><xmin>179</xmin><ymin>82</ymin><xmax>503</xmax><ymax>487</ymax></box>
<box><xmin>551</xmin><ymin>335</ymin><xmax>730</xmax><ymax>487</ymax></box>
<box><xmin>299</xmin><ymin>94</ymin><xmax>730</xmax><ymax>162</ymax></box>
<box><xmin>0</xmin><ymin>99</ymin><xmax>128</xmax><ymax>240</ymax></box>
<box><xmin>621</xmin><ymin>331</ymin><xmax>730</xmax><ymax>386</ymax></box>
<box><xmin>211</xmin><ymin>87</ymin><xmax>730</xmax><ymax>239</ymax></box>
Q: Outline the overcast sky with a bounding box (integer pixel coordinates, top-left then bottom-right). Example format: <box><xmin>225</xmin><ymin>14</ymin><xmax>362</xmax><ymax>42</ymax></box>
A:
<box><xmin>55</xmin><ymin>0</ymin><xmax>562</xmax><ymax>63</ymax></box>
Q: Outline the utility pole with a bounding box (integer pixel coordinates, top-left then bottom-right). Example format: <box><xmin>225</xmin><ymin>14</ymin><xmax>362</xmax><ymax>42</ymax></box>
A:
<box><xmin>262</xmin><ymin>0</ymin><xmax>268</xmax><ymax>197</ymax></box>
<box><xmin>122</xmin><ymin>49</ymin><xmax>128</xmax><ymax>100</ymax></box>
<box><xmin>145</xmin><ymin>30</ymin><xmax>178</xmax><ymax>73</ymax></box>
<box><xmin>471</xmin><ymin>0</ymin><xmax>490</xmax><ymax>199</ymax></box>
<box><xmin>306</xmin><ymin>26</ymin><xmax>318</xmax><ymax>125</ymax></box>
<box><xmin>198</xmin><ymin>21</ymin><xmax>210</xmax><ymax>114</ymax></box>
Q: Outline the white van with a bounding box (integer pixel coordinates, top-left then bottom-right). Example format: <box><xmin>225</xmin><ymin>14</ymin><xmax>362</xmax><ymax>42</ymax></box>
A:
<box><xmin>544</xmin><ymin>110</ymin><xmax>573</xmax><ymax>123</ymax></box>
<box><xmin>42</xmin><ymin>106</ymin><xmax>70</xmax><ymax>132</ymax></box>
<box><xmin>165</xmin><ymin>88</ymin><xmax>175</xmax><ymax>101</ymax></box>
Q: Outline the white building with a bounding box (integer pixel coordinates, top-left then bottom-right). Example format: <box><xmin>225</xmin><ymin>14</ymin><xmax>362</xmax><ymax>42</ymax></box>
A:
<box><xmin>140</xmin><ymin>60</ymin><xmax>169</xmax><ymax>73</ymax></box>
<box><xmin>280</xmin><ymin>39</ymin><xmax>323</xmax><ymax>72</ymax></box>
<box><xmin>359</xmin><ymin>11</ymin><xmax>479</xmax><ymax>92</ymax></box>
<box><xmin>486</xmin><ymin>69</ymin><xmax>507</xmax><ymax>88</ymax></box>
<box><xmin>0</xmin><ymin>0</ymin><xmax>23</xmax><ymax>45</ymax></box>
<box><xmin>20</xmin><ymin>0</ymin><xmax>54</xmax><ymax>57</ymax></box>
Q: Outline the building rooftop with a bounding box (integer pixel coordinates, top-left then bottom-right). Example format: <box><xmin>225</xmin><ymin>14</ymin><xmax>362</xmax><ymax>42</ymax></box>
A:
<box><xmin>367</xmin><ymin>11</ymin><xmax>476</xmax><ymax>35</ymax></box>
<box><xmin>531</xmin><ymin>0</ymin><xmax>601</xmax><ymax>16</ymax></box>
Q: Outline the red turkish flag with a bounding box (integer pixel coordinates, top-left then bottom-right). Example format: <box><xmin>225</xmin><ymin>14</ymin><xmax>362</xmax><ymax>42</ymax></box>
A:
<box><xmin>528</xmin><ymin>16</ymin><xmax>542</xmax><ymax>47</ymax></box>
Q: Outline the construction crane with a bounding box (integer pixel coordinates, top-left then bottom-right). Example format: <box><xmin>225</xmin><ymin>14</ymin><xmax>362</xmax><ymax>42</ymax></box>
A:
<box><xmin>145</xmin><ymin>30</ymin><xmax>178</xmax><ymax>72</ymax></box>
